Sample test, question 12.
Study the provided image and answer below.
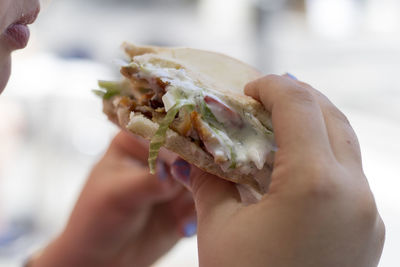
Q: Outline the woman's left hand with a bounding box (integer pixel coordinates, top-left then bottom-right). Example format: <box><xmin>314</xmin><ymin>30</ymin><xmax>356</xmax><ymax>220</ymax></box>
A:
<box><xmin>31</xmin><ymin>131</ymin><xmax>196</xmax><ymax>267</ymax></box>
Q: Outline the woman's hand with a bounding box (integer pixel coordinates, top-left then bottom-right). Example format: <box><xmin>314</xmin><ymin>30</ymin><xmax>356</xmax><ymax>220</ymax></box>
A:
<box><xmin>171</xmin><ymin>74</ymin><xmax>385</xmax><ymax>267</ymax></box>
<box><xmin>32</xmin><ymin>131</ymin><xmax>195</xmax><ymax>267</ymax></box>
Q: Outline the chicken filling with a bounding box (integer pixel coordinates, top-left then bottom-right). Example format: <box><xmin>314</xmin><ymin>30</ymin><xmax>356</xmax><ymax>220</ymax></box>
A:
<box><xmin>95</xmin><ymin>58</ymin><xmax>275</xmax><ymax>174</ymax></box>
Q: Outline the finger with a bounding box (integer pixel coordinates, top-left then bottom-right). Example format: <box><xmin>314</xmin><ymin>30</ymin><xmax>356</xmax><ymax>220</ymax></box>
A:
<box><xmin>283</xmin><ymin>74</ymin><xmax>362</xmax><ymax>167</ymax></box>
<box><xmin>109</xmin><ymin>131</ymin><xmax>179</xmax><ymax>166</ymax></box>
<box><xmin>245</xmin><ymin>75</ymin><xmax>333</xmax><ymax>157</ymax></box>
<box><xmin>303</xmin><ymin>84</ymin><xmax>362</xmax><ymax>166</ymax></box>
<box><xmin>170</xmin><ymin>159</ymin><xmax>242</xmax><ymax>226</ymax></box>
<box><xmin>120</xmin><ymin>190</ymin><xmax>195</xmax><ymax>266</ymax></box>
<box><xmin>109</xmin><ymin>131</ymin><xmax>150</xmax><ymax>163</ymax></box>
<box><xmin>120</xmin><ymin>202</ymin><xmax>182</xmax><ymax>267</ymax></box>
<box><xmin>139</xmin><ymin>190</ymin><xmax>196</xmax><ymax>241</ymax></box>
<box><xmin>104</xmin><ymin>162</ymin><xmax>183</xmax><ymax>210</ymax></box>
<box><xmin>169</xmin><ymin>190</ymin><xmax>197</xmax><ymax>237</ymax></box>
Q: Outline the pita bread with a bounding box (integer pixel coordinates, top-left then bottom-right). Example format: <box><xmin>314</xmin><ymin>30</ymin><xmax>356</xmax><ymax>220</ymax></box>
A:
<box><xmin>101</xmin><ymin>43</ymin><xmax>274</xmax><ymax>193</ymax></box>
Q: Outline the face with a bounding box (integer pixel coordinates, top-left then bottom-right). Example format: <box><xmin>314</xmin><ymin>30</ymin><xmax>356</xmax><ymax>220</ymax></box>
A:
<box><xmin>0</xmin><ymin>0</ymin><xmax>40</xmax><ymax>93</ymax></box>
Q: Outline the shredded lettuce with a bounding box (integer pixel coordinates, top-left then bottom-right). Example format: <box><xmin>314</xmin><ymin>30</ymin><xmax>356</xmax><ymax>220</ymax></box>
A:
<box><xmin>148</xmin><ymin>101</ymin><xmax>193</xmax><ymax>174</ymax></box>
<box><xmin>229</xmin><ymin>147</ymin><xmax>237</xmax><ymax>169</ymax></box>
<box><xmin>200</xmin><ymin>101</ymin><xmax>224</xmax><ymax>129</ymax></box>
<box><xmin>98</xmin><ymin>80</ymin><xmax>122</xmax><ymax>91</ymax></box>
<box><xmin>94</xmin><ymin>80</ymin><xmax>128</xmax><ymax>100</ymax></box>
<box><xmin>244</xmin><ymin>111</ymin><xmax>273</xmax><ymax>136</ymax></box>
<box><xmin>92</xmin><ymin>88</ymin><xmax>120</xmax><ymax>100</ymax></box>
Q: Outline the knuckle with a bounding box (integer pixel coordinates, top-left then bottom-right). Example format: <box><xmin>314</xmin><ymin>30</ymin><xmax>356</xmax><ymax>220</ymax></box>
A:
<box><xmin>311</xmin><ymin>89</ymin><xmax>351</xmax><ymax>126</ymax></box>
<box><xmin>299</xmin><ymin>162</ymin><xmax>338</xmax><ymax>200</ymax></box>
<box><xmin>353</xmin><ymin>189</ymin><xmax>379</xmax><ymax>225</ymax></box>
<box><xmin>377</xmin><ymin>218</ymin><xmax>386</xmax><ymax>246</ymax></box>
<box><xmin>284</xmin><ymin>85</ymin><xmax>316</xmax><ymax>105</ymax></box>
<box><xmin>298</xmin><ymin>81</ymin><xmax>313</xmax><ymax>90</ymax></box>
<box><xmin>326</xmin><ymin>104</ymin><xmax>351</xmax><ymax>125</ymax></box>
<box><xmin>257</xmin><ymin>74</ymin><xmax>285</xmax><ymax>88</ymax></box>
<box><xmin>264</xmin><ymin>74</ymin><xmax>283</xmax><ymax>82</ymax></box>
<box><xmin>303</xmin><ymin>177</ymin><xmax>337</xmax><ymax>201</ymax></box>
<box><xmin>265</xmin><ymin>74</ymin><xmax>285</xmax><ymax>88</ymax></box>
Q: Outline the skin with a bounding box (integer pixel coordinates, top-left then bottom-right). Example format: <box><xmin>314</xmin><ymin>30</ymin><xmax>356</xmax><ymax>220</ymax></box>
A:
<box><xmin>175</xmin><ymin>74</ymin><xmax>385</xmax><ymax>267</ymax></box>
<box><xmin>31</xmin><ymin>132</ymin><xmax>195</xmax><ymax>267</ymax></box>
<box><xmin>0</xmin><ymin>0</ymin><xmax>39</xmax><ymax>92</ymax></box>
<box><xmin>1</xmin><ymin>1</ymin><xmax>385</xmax><ymax>266</ymax></box>
<box><xmin>1</xmin><ymin>1</ymin><xmax>195</xmax><ymax>266</ymax></box>
<box><xmin>0</xmin><ymin>0</ymin><xmax>16</xmax><ymax>92</ymax></box>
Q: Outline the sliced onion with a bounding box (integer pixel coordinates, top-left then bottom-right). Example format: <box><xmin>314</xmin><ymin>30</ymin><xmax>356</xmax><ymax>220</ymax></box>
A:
<box><xmin>162</xmin><ymin>90</ymin><xmax>177</xmax><ymax>112</ymax></box>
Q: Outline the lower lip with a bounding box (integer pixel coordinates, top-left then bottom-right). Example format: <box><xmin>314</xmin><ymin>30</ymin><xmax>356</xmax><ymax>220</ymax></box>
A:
<box><xmin>4</xmin><ymin>24</ymin><xmax>30</xmax><ymax>50</ymax></box>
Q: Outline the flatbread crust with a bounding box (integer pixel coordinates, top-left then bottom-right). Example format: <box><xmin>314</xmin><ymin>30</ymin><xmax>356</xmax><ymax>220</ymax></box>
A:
<box><xmin>103</xmin><ymin>43</ymin><xmax>273</xmax><ymax>193</ymax></box>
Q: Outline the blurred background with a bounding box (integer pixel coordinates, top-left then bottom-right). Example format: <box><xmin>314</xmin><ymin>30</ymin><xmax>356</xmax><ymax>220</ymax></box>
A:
<box><xmin>0</xmin><ymin>0</ymin><xmax>399</xmax><ymax>266</ymax></box>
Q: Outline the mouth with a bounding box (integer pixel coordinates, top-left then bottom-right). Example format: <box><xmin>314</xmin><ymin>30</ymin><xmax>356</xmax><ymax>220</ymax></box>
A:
<box><xmin>2</xmin><ymin>5</ymin><xmax>40</xmax><ymax>50</ymax></box>
<box><xmin>15</xmin><ymin>6</ymin><xmax>41</xmax><ymax>26</ymax></box>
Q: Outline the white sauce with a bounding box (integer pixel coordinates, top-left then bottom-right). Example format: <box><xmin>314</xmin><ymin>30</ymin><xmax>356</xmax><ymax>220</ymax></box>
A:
<box><xmin>133</xmin><ymin>58</ymin><xmax>275</xmax><ymax>172</ymax></box>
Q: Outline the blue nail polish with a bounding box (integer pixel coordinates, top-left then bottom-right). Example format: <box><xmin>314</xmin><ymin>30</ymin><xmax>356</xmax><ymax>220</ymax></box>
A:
<box><xmin>157</xmin><ymin>161</ymin><xmax>168</xmax><ymax>181</ymax></box>
<box><xmin>171</xmin><ymin>159</ymin><xmax>191</xmax><ymax>185</ymax></box>
<box><xmin>184</xmin><ymin>221</ymin><xmax>197</xmax><ymax>237</ymax></box>
<box><xmin>286</xmin><ymin>72</ymin><xmax>298</xmax><ymax>80</ymax></box>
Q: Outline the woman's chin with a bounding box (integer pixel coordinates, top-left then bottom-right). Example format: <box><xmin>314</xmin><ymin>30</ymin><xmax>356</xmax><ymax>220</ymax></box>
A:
<box><xmin>0</xmin><ymin>55</ymin><xmax>11</xmax><ymax>94</ymax></box>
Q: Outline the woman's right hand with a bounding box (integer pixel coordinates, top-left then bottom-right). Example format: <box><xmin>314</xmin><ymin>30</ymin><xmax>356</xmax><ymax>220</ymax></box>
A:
<box><xmin>171</xmin><ymin>74</ymin><xmax>385</xmax><ymax>267</ymax></box>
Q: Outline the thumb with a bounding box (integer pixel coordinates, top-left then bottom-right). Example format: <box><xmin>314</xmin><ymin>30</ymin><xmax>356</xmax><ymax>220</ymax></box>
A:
<box><xmin>170</xmin><ymin>158</ymin><xmax>242</xmax><ymax>222</ymax></box>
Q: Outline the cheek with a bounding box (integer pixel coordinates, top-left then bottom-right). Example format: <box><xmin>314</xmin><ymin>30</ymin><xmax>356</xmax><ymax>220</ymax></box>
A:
<box><xmin>0</xmin><ymin>55</ymin><xmax>11</xmax><ymax>94</ymax></box>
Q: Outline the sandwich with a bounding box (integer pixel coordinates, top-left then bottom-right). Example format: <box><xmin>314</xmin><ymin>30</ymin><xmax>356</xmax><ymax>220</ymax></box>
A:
<box><xmin>95</xmin><ymin>43</ymin><xmax>276</xmax><ymax>193</ymax></box>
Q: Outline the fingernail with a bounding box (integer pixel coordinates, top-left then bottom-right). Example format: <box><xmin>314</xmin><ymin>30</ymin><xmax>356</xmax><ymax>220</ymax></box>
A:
<box><xmin>183</xmin><ymin>220</ymin><xmax>197</xmax><ymax>237</ymax></box>
<box><xmin>171</xmin><ymin>159</ymin><xmax>191</xmax><ymax>187</ymax></box>
<box><xmin>157</xmin><ymin>160</ymin><xmax>169</xmax><ymax>181</ymax></box>
<box><xmin>285</xmin><ymin>72</ymin><xmax>298</xmax><ymax>80</ymax></box>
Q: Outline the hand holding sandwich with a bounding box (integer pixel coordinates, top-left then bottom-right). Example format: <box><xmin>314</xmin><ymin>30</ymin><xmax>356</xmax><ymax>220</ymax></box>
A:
<box><xmin>29</xmin><ymin>131</ymin><xmax>195</xmax><ymax>267</ymax></box>
<box><xmin>172</xmin><ymin>74</ymin><xmax>385</xmax><ymax>267</ymax></box>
